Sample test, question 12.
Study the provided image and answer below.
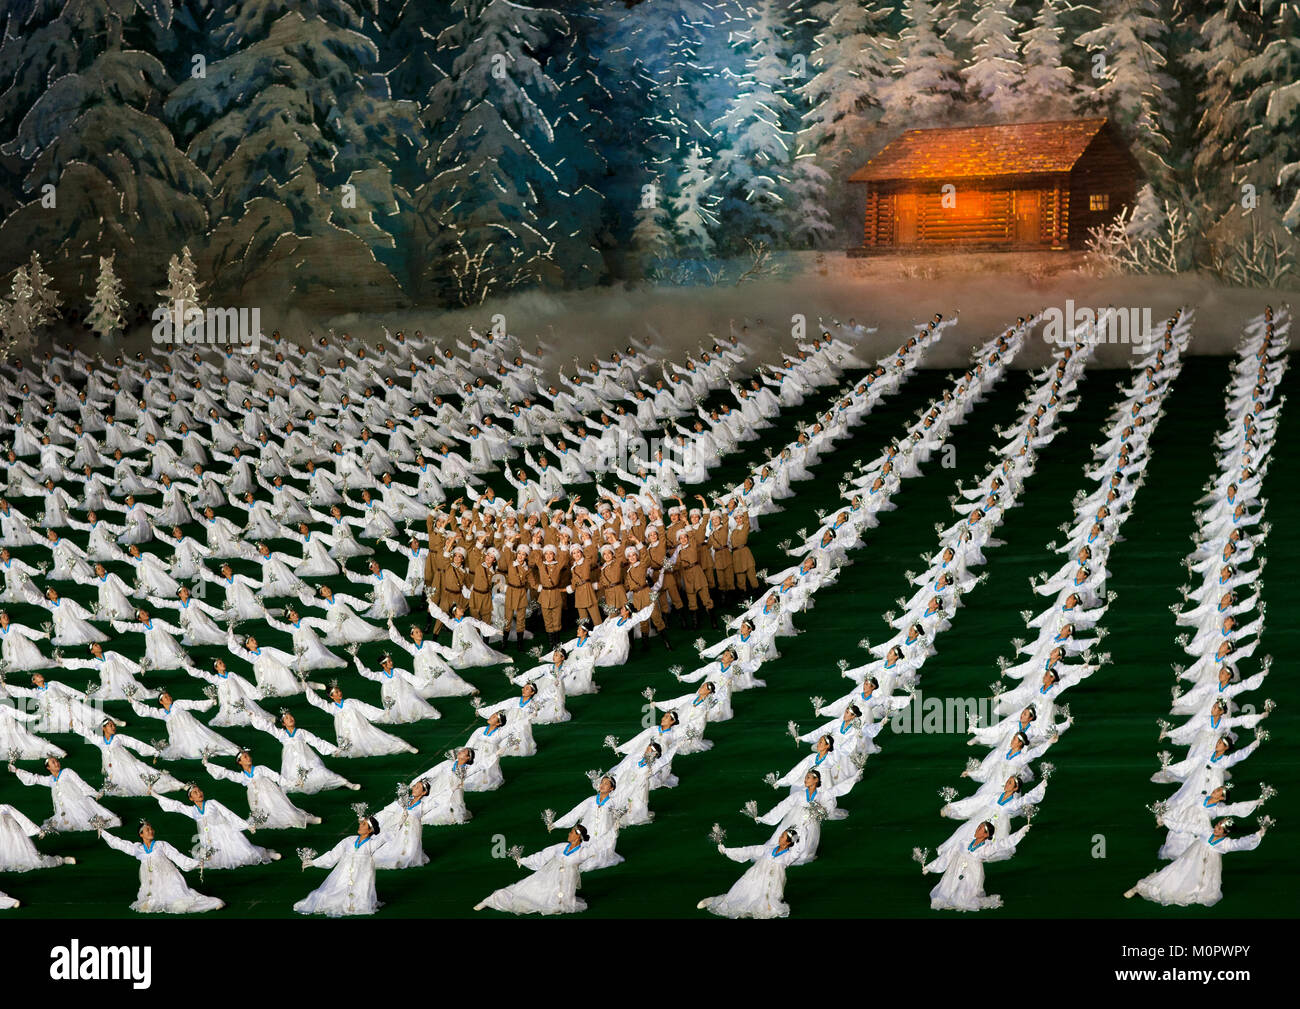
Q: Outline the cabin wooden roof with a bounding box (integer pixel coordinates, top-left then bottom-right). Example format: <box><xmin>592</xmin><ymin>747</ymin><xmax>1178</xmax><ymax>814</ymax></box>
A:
<box><xmin>848</xmin><ymin>119</ymin><xmax>1111</xmax><ymax>183</ymax></box>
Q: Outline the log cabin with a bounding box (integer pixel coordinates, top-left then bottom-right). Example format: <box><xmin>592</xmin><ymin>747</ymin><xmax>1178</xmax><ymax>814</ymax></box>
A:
<box><xmin>846</xmin><ymin>118</ymin><xmax>1139</xmax><ymax>255</ymax></box>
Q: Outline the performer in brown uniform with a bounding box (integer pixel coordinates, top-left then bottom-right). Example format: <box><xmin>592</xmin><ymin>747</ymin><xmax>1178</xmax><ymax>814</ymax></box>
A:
<box><xmin>435</xmin><ymin>546</ymin><xmax>466</xmax><ymax>636</ymax></box>
<box><xmin>674</xmin><ymin>528</ymin><xmax>717</xmax><ymax>629</ymax></box>
<box><xmin>624</xmin><ymin>544</ymin><xmax>671</xmax><ymax>651</ymax></box>
<box><xmin>708</xmin><ymin>508</ymin><xmax>733</xmax><ymax>604</ymax></box>
<box><xmin>597</xmin><ymin>544</ymin><xmax>627</xmax><ymax>614</ymax></box>
<box><xmin>729</xmin><ymin>508</ymin><xmax>757</xmax><ymax>594</ymax></box>
<box><xmin>569</xmin><ymin>546</ymin><xmax>602</xmax><ymax>627</ymax></box>
<box><xmin>504</xmin><ymin>545</ymin><xmax>534</xmax><ymax>648</ymax></box>
<box><xmin>467</xmin><ymin>545</ymin><xmax>496</xmax><ymax>623</ymax></box>
<box><xmin>532</xmin><ymin>543</ymin><xmax>568</xmax><ymax>646</ymax></box>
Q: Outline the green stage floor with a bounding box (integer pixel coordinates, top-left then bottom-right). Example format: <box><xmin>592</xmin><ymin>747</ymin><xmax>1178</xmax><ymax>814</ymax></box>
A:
<box><xmin>2</xmin><ymin>354</ymin><xmax>1295</xmax><ymax>918</ymax></box>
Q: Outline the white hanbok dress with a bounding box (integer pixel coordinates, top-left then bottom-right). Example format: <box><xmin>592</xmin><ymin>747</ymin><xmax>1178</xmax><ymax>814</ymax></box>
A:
<box><xmin>699</xmin><ymin>841</ymin><xmax>802</xmax><ymax>919</ymax></box>
<box><xmin>374</xmin><ymin>797</ymin><xmax>428</xmax><ymax>869</ymax></box>
<box><xmin>295</xmin><ymin>833</ymin><xmax>385</xmax><ymax>916</ymax></box>
<box><xmin>429</xmin><ymin>603</ymin><xmax>510</xmax><ymax>667</ymax></box>
<box><xmin>205</xmin><ymin>760</ymin><xmax>318</xmax><ymax>829</ymax></box>
<box><xmin>1132</xmin><ymin>831</ymin><xmax>1264</xmax><ymax>907</ymax></box>
<box><xmin>0</xmin><ymin>803</ymin><xmax>72</xmax><ymax>870</ymax></box>
<box><xmin>0</xmin><ymin>705</ymin><xmax>66</xmax><ymax>760</ymax></box>
<box><xmin>249</xmin><ymin>711</ymin><xmax>357</xmax><ymax>794</ymax></box>
<box><xmin>155</xmin><ymin>795</ymin><xmax>276</xmax><ymax>868</ymax></box>
<box><xmin>477</xmin><ymin>840</ymin><xmax>596</xmax><ymax>915</ymax></box>
<box><xmin>303</xmin><ymin>689</ymin><xmax>418</xmax><ymax>757</ymax></box>
<box><xmin>128</xmin><ymin>697</ymin><xmax>239</xmax><ymax>760</ymax></box>
<box><xmin>101</xmin><ymin>831</ymin><xmax>224</xmax><ymax>913</ymax></box>
<box><xmin>924</xmin><ymin>825</ymin><xmax>1030</xmax><ymax>911</ymax></box>
<box><xmin>12</xmin><ymin>765</ymin><xmax>121</xmax><ymax>830</ymax></box>
<box><xmin>87</xmin><ymin>730</ymin><xmax>184</xmax><ymax>796</ymax></box>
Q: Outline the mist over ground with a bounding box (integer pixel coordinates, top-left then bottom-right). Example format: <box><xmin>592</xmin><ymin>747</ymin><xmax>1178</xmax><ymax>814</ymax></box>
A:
<box><xmin>325</xmin><ymin>252</ymin><xmax>1296</xmax><ymax>374</ymax></box>
<box><xmin>59</xmin><ymin>252</ymin><xmax>1297</xmax><ymax>374</ymax></box>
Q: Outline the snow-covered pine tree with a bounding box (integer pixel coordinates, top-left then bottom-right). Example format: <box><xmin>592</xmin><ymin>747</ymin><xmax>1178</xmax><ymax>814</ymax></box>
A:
<box><xmin>1126</xmin><ymin>183</ymin><xmax>1165</xmax><ymax>239</ymax></box>
<box><xmin>671</xmin><ymin>143</ymin><xmax>720</xmax><ymax>257</ymax></box>
<box><xmin>799</xmin><ymin>0</ymin><xmax>895</xmax><ymax>170</ymax></box>
<box><xmin>936</xmin><ymin>0</ymin><xmax>977</xmax><ymax>60</ymax></box>
<box><xmin>0</xmin><ymin>0</ymin><xmax>207</xmax><ymax>304</ymax></box>
<box><xmin>881</xmin><ymin>0</ymin><xmax>964</xmax><ymax>127</ymax></box>
<box><xmin>1</xmin><ymin>267</ymin><xmax>37</xmax><ymax>351</ymax></box>
<box><xmin>787</xmin><ymin>157</ymin><xmax>836</xmax><ymax>246</ymax></box>
<box><xmin>1074</xmin><ymin>0</ymin><xmax>1176</xmax><ymax>187</ymax></box>
<box><xmin>87</xmin><ymin>254</ymin><xmax>126</xmax><ymax>339</ymax></box>
<box><xmin>25</xmin><ymin>251</ymin><xmax>60</xmax><ymax>326</ymax></box>
<box><xmin>631</xmin><ymin>177</ymin><xmax>675</xmax><ymax>276</ymax></box>
<box><xmin>166</xmin><ymin>1</ymin><xmax>416</xmax><ymax>311</ymax></box>
<box><xmin>156</xmin><ymin>246</ymin><xmax>205</xmax><ymax>335</ymax></box>
<box><xmin>709</xmin><ymin>0</ymin><xmax>798</xmax><ymax>252</ymax></box>
<box><xmin>415</xmin><ymin>0</ymin><xmax>569</xmax><ymax>306</ymax></box>
<box><xmin>1232</xmin><ymin>0</ymin><xmax>1300</xmax><ymax>233</ymax></box>
<box><xmin>960</xmin><ymin>0</ymin><xmax>1024</xmax><ymax>116</ymax></box>
<box><xmin>376</xmin><ymin>0</ymin><xmax>458</xmax><ymax>105</ymax></box>
<box><xmin>1018</xmin><ymin>0</ymin><xmax>1076</xmax><ymax>118</ymax></box>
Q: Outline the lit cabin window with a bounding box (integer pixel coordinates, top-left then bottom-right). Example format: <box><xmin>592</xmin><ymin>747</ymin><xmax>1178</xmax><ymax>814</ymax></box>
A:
<box><xmin>1089</xmin><ymin>194</ymin><xmax>1110</xmax><ymax>211</ymax></box>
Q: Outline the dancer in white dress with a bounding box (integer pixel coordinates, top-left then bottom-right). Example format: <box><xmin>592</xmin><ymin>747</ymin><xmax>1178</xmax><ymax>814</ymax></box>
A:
<box><xmin>85</xmin><ymin>719</ymin><xmax>185</xmax><ymax>796</ymax></box>
<box><xmin>374</xmin><ymin>778</ymin><xmax>430</xmax><ymax>869</ymax></box>
<box><xmin>474</xmin><ymin>825</ymin><xmax>596</xmax><ymax>915</ymax></box>
<box><xmin>1126</xmin><ymin>818</ymin><xmax>1268</xmax><ymax>907</ymax></box>
<box><xmin>697</xmin><ymin>827</ymin><xmax>802</xmax><ymax>919</ymax></box>
<box><xmin>350</xmin><ymin>650</ymin><xmax>441</xmax><ymax>723</ymax></box>
<box><xmin>922</xmin><ymin>820</ymin><xmax>1031</xmax><ymax>911</ymax></box>
<box><xmin>302</xmin><ymin>682</ymin><xmax>419</xmax><ymax>757</ymax></box>
<box><xmin>98</xmin><ymin>820</ymin><xmax>224</xmax><ymax>914</ymax></box>
<box><xmin>8</xmin><ymin>755</ymin><xmax>121</xmax><ymax>831</ymax></box>
<box><xmin>427</xmin><ymin>598</ymin><xmax>510</xmax><ymax>667</ymax></box>
<box><xmin>0</xmin><ymin>802</ymin><xmax>76</xmax><ymax>870</ymax></box>
<box><xmin>295</xmin><ymin>815</ymin><xmax>386</xmax><ymax>917</ymax></box>
<box><xmin>247</xmin><ymin>707</ymin><xmax>360</xmax><ymax>793</ymax></box>
<box><xmin>385</xmin><ymin>618</ymin><xmax>477</xmax><ymax>696</ymax></box>
<box><xmin>203</xmin><ymin>750</ymin><xmax>320</xmax><ymax>829</ymax></box>
<box><xmin>0</xmin><ymin>610</ymin><xmax>53</xmax><ymax>670</ymax></box>
<box><xmin>154</xmin><ymin>783</ymin><xmax>279</xmax><ymax>868</ymax></box>
<box><xmin>126</xmin><ymin>688</ymin><xmax>240</xmax><ymax>760</ymax></box>
<box><xmin>551</xmin><ymin>775</ymin><xmax>627</xmax><ymax>869</ymax></box>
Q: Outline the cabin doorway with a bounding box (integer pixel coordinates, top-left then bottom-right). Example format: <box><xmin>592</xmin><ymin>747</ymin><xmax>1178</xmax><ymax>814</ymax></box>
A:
<box><xmin>1014</xmin><ymin>190</ymin><xmax>1041</xmax><ymax>243</ymax></box>
<box><xmin>895</xmin><ymin>193</ymin><xmax>918</xmax><ymax>244</ymax></box>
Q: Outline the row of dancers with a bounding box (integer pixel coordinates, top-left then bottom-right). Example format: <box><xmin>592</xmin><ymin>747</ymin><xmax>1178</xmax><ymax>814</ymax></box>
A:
<box><xmin>920</xmin><ymin>308</ymin><xmax>1189</xmax><ymax>909</ymax></box>
<box><xmin>1124</xmin><ymin>307</ymin><xmax>1287</xmax><ymax>905</ymax></box>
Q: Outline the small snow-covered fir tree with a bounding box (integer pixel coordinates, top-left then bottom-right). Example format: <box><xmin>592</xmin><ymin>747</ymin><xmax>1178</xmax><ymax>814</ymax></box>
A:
<box><xmin>87</xmin><ymin>254</ymin><xmax>126</xmax><ymax>339</ymax></box>
<box><xmin>1019</xmin><ymin>0</ymin><xmax>1075</xmax><ymax>116</ymax></box>
<box><xmin>1126</xmin><ymin>184</ymin><xmax>1166</xmax><ymax>239</ymax></box>
<box><xmin>788</xmin><ymin>157</ymin><xmax>836</xmax><ymax>247</ymax></box>
<box><xmin>156</xmin><ymin>246</ymin><xmax>204</xmax><ymax>335</ymax></box>
<box><xmin>25</xmin><ymin>251</ymin><xmax>60</xmax><ymax>326</ymax></box>
<box><xmin>671</xmin><ymin>144</ymin><xmax>719</xmax><ymax>257</ymax></box>
<box><xmin>881</xmin><ymin>0</ymin><xmax>964</xmax><ymax>126</ymax></box>
<box><xmin>960</xmin><ymin>0</ymin><xmax>1024</xmax><ymax>115</ymax></box>
<box><xmin>1</xmin><ymin>267</ymin><xmax>37</xmax><ymax>352</ymax></box>
<box><xmin>1184</xmin><ymin>6</ymin><xmax>1254</xmax><ymax>211</ymax></box>
<box><xmin>632</xmin><ymin>177</ymin><xmax>674</xmax><ymax>274</ymax></box>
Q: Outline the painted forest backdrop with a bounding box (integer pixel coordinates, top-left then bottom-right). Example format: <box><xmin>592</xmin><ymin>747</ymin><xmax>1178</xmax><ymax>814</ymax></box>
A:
<box><xmin>0</xmin><ymin>0</ymin><xmax>1296</xmax><ymax>322</ymax></box>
